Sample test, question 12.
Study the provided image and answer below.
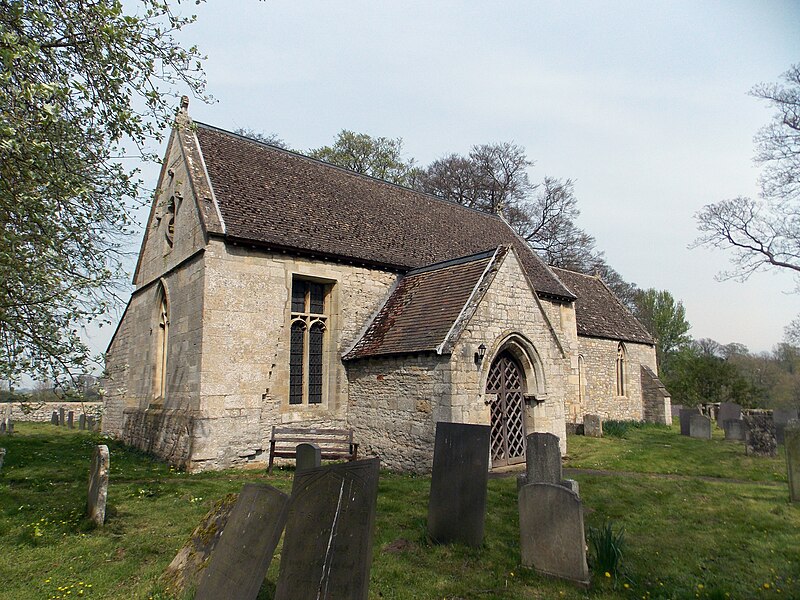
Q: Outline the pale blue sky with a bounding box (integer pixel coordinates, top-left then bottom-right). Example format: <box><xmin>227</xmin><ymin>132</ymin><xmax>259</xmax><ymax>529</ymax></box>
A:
<box><xmin>97</xmin><ymin>1</ymin><xmax>800</xmax><ymax>360</ymax></box>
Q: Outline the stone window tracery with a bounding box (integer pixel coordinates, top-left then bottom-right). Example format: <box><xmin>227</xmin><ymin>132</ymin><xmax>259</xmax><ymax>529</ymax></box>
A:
<box><xmin>289</xmin><ymin>279</ymin><xmax>328</xmax><ymax>405</ymax></box>
<box><xmin>154</xmin><ymin>284</ymin><xmax>169</xmax><ymax>401</ymax></box>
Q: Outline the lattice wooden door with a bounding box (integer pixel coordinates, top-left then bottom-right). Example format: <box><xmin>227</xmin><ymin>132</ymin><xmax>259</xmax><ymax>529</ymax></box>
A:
<box><xmin>486</xmin><ymin>352</ymin><xmax>526</xmax><ymax>467</ymax></box>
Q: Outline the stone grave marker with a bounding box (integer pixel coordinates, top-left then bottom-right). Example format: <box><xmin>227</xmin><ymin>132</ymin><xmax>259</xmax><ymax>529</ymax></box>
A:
<box><xmin>59</xmin><ymin>407</ymin><xmax>65</xmax><ymax>426</ymax></box>
<box><xmin>67</xmin><ymin>411</ymin><xmax>74</xmax><ymax>429</ymax></box>
<box><xmin>7</xmin><ymin>419</ymin><xmax>12</xmax><ymax>434</ymax></box>
<box><xmin>679</xmin><ymin>408</ymin><xmax>700</xmax><ymax>436</ymax></box>
<box><xmin>583</xmin><ymin>414</ymin><xmax>603</xmax><ymax>438</ymax></box>
<box><xmin>275</xmin><ymin>458</ymin><xmax>380</xmax><ymax>600</ymax></box>
<box><xmin>774</xmin><ymin>408</ymin><xmax>800</xmax><ymax>445</ymax></box>
<box><xmin>0</xmin><ymin>420</ymin><xmax>5</xmax><ymax>434</ymax></box>
<box><xmin>744</xmin><ymin>412</ymin><xmax>777</xmax><ymax>457</ymax></box>
<box><xmin>195</xmin><ymin>484</ymin><xmax>290</xmax><ymax>600</ymax></box>
<box><xmin>519</xmin><ymin>483</ymin><xmax>590</xmax><ymax>586</ymax></box>
<box><xmin>0</xmin><ymin>448</ymin><xmax>5</xmax><ymax>471</ymax></box>
<box><xmin>51</xmin><ymin>411</ymin><xmax>59</xmax><ymax>425</ymax></box>
<box><xmin>87</xmin><ymin>445</ymin><xmax>109</xmax><ymax>526</ymax></box>
<box><xmin>426</xmin><ymin>422</ymin><xmax>490</xmax><ymax>548</ymax></box>
<box><xmin>295</xmin><ymin>442</ymin><xmax>321</xmax><ymax>472</ymax></box>
<box><xmin>161</xmin><ymin>494</ymin><xmax>238</xmax><ymax>597</ymax></box>
<box><xmin>87</xmin><ymin>416</ymin><xmax>96</xmax><ymax>431</ymax></box>
<box><xmin>723</xmin><ymin>419</ymin><xmax>746</xmax><ymax>441</ymax></box>
<box><xmin>79</xmin><ymin>414</ymin><xmax>86</xmax><ymax>431</ymax></box>
<box><xmin>717</xmin><ymin>402</ymin><xmax>742</xmax><ymax>427</ymax></box>
<box><xmin>689</xmin><ymin>414</ymin><xmax>712</xmax><ymax>440</ymax></box>
<box><xmin>525</xmin><ymin>432</ymin><xmax>563</xmax><ymax>485</ymax></box>
<box><xmin>786</xmin><ymin>421</ymin><xmax>800</xmax><ymax>503</ymax></box>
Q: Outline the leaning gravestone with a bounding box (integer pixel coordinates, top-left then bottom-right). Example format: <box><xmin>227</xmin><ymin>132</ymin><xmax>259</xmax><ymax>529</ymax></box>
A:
<box><xmin>195</xmin><ymin>484</ymin><xmax>290</xmax><ymax>600</ymax></box>
<box><xmin>296</xmin><ymin>442</ymin><xmax>321</xmax><ymax>472</ymax></box>
<box><xmin>717</xmin><ymin>402</ymin><xmax>742</xmax><ymax>427</ymax></box>
<box><xmin>723</xmin><ymin>419</ymin><xmax>746</xmax><ymax>441</ymax></box>
<box><xmin>744</xmin><ymin>412</ymin><xmax>777</xmax><ymax>457</ymax></box>
<box><xmin>786</xmin><ymin>421</ymin><xmax>800</xmax><ymax>503</ymax></box>
<box><xmin>689</xmin><ymin>414</ymin><xmax>712</xmax><ymax>440</ymax></box>
<box><xmin>161</xmin><ymin>494</ymin><xmax>238</xmax><ymax>597</ymax></box>
<box><xmin>583</xmin><ymin>414</ymin><xmax>603</xmax><ymax>438</ymax></box>
<box><xmin>275</xmin><ymin>458</ymin><xmax>380</xmax><ymax>600</ymax></box>
<box><xmin>427</xmin><ymin>422</ymin><xmax>490</xmax><ymax>548</ymax></box>
<box><xmin>519</xmin><ymin>483</ymin><xmax>590</xmax><ymax>586</ymax></box>
<box><xmin>679</xmin><ymin>408</ymin><xmax>700</xmax><ymax>436</ymax></box>
<box><xmin>51</xmin><ymin>411</ymin><xmax>59</xmax><ymax>425</ymax></box>
<box><xmin>774</xmin><ymin>408</ymin><xmax>800</xmax><ymax>445</ymax></box>
<box><xmin>87</xmin><ymin>445</ymin><xmax>109</xmax><ymax>526</ymax></box>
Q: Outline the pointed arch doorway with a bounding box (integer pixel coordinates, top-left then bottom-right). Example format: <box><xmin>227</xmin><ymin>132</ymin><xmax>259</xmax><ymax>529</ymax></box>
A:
<box><xmin>486</xmin><ymin>351</ymin><xmax>527</xmax><ymax>468</ymax></box>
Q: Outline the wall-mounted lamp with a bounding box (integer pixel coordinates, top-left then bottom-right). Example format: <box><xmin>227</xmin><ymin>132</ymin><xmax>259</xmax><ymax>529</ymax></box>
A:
<box><xmin>474</xmin><ymin>343</ymin><xmax>487</xmax><ymax>365</ymax></box>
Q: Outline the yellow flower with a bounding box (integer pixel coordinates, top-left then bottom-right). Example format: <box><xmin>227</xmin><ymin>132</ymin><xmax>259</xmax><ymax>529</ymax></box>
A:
<box><xmin>624</xmin><ymin>583</ymin><xmax>630</xmax><ymax>589</ymax></box>
<box><xmin>764</xmin><ymin>583</ymin><xmax>771</xmax><ymax>589</ymax></box>
<box><xmin>605</xmin><ymin>572</ymin><xmax>611</xmax><ymax>578</ymax></box>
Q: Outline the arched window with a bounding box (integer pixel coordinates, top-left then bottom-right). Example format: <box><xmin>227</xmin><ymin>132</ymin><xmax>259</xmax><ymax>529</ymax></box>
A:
<box><xmin>288</xmin><ymin>278</ymin><xmax>330</xmax><ymax>405</ymax></box>
<box><xmin>154</xmin><ymin>284</ymin><xmax>169</xmax><ymax>400</ymax></box>
<box><xmin>578</xmin><ymin>354</ymin><xmax>586</xmax><ymax>404</ymax></box>
<box><xmin>615</xmin><ymin>343</ymin><xmax>627</xmax><ymax>397</ymax></box>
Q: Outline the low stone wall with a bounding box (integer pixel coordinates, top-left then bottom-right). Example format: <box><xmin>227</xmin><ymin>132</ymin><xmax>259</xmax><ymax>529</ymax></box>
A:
<box><xmin>2</xmin><ymin>401</ymin><xmax>103</xmax><ymax>423</ymax></box>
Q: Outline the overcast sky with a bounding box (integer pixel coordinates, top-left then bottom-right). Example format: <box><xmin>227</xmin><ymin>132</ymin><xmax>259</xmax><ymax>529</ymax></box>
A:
<box><xmin>95</xmin><ymin>1</ymin><xmax>800</xmax><ymax>360</ymax></box>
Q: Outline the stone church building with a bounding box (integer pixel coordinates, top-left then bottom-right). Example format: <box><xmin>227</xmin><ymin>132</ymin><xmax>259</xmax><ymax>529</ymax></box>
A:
<box><xmin>103</xmin><ymin>101</ymin><xmax>670</xmax><ymax>473</ymax></box>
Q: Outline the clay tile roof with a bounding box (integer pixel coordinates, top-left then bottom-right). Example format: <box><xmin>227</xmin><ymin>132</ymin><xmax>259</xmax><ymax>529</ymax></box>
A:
<box><xmin>344</xmin><ymin>250</ymin><xmax>497</xmax><ymax>359</ymax></box>
<box><xmin>193</xmin><ymin>123</ymin><xmax>574</xmax><ymax>301</ymax></box>
<box><xmin>551</xmin><ymin>268</ymin><xmax>654</xmax><ymax>345</ymax></box>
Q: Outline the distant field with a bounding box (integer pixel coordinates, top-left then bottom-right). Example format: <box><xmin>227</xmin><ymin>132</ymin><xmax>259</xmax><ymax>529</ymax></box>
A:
<box><xmin>0</xmin><ymin>423</ymin><xmax>797</xmax><ymax>599</ymax></box>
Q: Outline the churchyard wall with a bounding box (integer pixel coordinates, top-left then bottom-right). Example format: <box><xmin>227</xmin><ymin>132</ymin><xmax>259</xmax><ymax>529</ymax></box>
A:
<box><xmin>4</xmin><ymin>402</ymin><xmax>103</xmax><ymax>422</ymax></box>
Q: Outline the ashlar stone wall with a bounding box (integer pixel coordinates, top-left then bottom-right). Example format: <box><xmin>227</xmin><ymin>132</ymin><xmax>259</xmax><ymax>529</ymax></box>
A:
<box><xmin>571</xmin><ymin>336</ymin><xmax>656</xmax><ymax>422</ymax></box>
<box><xmin>189</xmin><ymin>240</ymin><xmax>399</xmax><ymax>471</ymax></box>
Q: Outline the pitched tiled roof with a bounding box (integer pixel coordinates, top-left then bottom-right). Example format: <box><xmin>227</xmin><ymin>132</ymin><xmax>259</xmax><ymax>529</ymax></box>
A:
<box><xmin>192</xmin><ymin>123</ymin><xmax>574</xmax><ymax>300</ymax></box>
<box><xmin>344</xmin><ymin>250</ymin><xmax>498</xmax><ymax>359</ymax></box>
<box><xmin>551</xmin><ymin>268</ymin><xmax>654</xmax><ymax>345</ymax></box>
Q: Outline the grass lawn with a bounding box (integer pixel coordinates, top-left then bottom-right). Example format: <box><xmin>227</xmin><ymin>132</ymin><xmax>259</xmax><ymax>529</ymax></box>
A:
<box><xmin>0</xmin><ymin>423</ymin><xmax>797</xmax><ymax>599</ymax></box>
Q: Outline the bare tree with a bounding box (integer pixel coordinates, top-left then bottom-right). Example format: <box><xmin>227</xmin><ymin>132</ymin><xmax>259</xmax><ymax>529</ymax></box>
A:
<box><xmin>234</xmin><ymin>128</ymin><xmax>290</xmax><ymax>150</ymax></box>
<box><xmin>695</xmin><ymin>64</ymin><xmax>800</xmax><ymax>284</ymax></box>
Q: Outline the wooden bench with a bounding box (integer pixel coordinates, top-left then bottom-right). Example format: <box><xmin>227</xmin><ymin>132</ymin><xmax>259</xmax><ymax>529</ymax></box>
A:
<box><xmin>267</xmin><ymin>426</ymin><xmax>359</xmax><ymax>473</ymax></box>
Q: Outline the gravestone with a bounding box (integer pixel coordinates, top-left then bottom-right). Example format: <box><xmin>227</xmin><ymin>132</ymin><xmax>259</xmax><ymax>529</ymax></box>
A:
<box><xmin>275</xmin><ymin>458</ymin><xmax>380</xmax><ymax>600</ymax></box>
<box><xmin>6</xmin><ymin>419</ymin><xmax>12</xmax><ymax>434</ymax></box>
<box><xmin>717</xmin><ymin>402</ymin><xmax>742</xmax><ymax>427</ymax></box>
<box><xmin>161</xmin><ymin>494</ymin><xmax>238</xmax><ymax>597</ymax></box>
<box><xmin>87</xmin><ymin>416</ymin><xmax>96</xmax><ymax>431</ymax></box>
<box><xmin>427</xmin><ymin>422</ymin><xmax>490</xmax><ymax>547</ymax></box>
<box><xmin>525</xmin><ymin>432</ymin><xmax>563</xmax><ymax>485</ymax></box>
<box><xmin>518</xmin><ymin>483</ymin><xmax>590</xmax><ymax>586</ymax></box>
<box><xmin>786</xmin><ymin>421</ymin><xmax>800</xmax><ymax>503</ymax></box>
<box><xmin>51</xmin><ymin>411</ymin><xmax>59</xmax><ymax>425</ymax></box>
<box><xmin>296</xmin><ymin>442</ymin><xmax>321</xmax><ymax>472</ymax></box>
<box><xmin>743</xmin><ymin>412</ymin><xmax>777</xmax><ymax>457</ymax></box>
<box><xmin>562</xmin><ymin>478</ymin><xmax>580</xmax><ymax>496</ymax></box>
<box><xmin>679</xmin><ymin>408</ymin><xmax>700</xmax><ymax>436</ymax></box>
<box><xmin>774</xmin><ymin>408</ymin><xmax>800</xmax><ymax>445</ymax></box>
<box><xmin>0</xmin><ymin>420</ymin><xmax>5</xmax><ymax>434</ymax></box>
<box><xmin>689</xmin><ymin>414</ymin><xmax>712</xmax><ymax>440</ymax></box>
<box><xmin>87</xmin><ymin>445</ymin><xmax>109</xmax><ymax>526</ymax></box>
<box><xmin>0</xmin><ymin>448</ymin><xmax>5</xmax><ymax>471</ymax></box>
<box><xmin>196</xmin><ymin>484</ymin><xmax>290</xmax><ymax>600</ymax></box>
<box><xmin>583</xmin><ymin>414</ymin><xmax>603</xmax><ymax>438</ymax></box>
<box><xmin>59</xmin><ymin>407</ymin><xmax>65</xmax><ymax>427</ymax></box>
<box><xmin>723</xmin><ymin>419</ymin><xmax>746</xmax><ymax>441</ymax></box>
<box><xmin>67</xmin><ymin>411</ymin><xmax>74</xmax><ymax>429</ymax></box>
<box><xmin>79</xmin><ymin>414</ymin><xmax>86</xmax><ymax>431</ymax></box>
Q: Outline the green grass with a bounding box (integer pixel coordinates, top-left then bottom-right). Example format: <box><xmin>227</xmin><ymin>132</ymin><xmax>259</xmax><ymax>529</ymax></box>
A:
<box><xmin>0</xmin><ymin>423</ymin><xmax>798</xmax><ymax>599</ymax></box>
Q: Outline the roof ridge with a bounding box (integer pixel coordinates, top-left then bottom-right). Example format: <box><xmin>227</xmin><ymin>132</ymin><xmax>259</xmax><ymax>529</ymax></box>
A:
<box><xmin>193</xmin><ymin>121</ymin><xmax>508</xmax><ymax>220</ymax></box>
